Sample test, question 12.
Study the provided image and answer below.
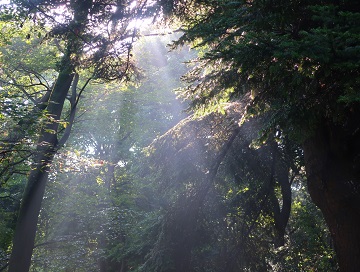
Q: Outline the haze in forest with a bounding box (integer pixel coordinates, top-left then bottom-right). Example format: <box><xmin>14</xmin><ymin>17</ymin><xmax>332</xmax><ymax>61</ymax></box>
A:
<box><xmin>1</xmin><ymin>1</ymin><xmax>360</xmax><ymax>271</ymax></box>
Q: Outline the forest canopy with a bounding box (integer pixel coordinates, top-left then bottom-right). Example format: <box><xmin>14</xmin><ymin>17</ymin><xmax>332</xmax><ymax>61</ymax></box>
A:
<box><xmin>1</xmin><ymin>0</ymin><xmax>359</xmax><ymax>271</ymax></box>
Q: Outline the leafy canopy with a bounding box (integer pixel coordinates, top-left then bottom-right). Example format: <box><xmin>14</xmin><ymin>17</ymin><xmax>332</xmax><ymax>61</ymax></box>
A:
<box><xmin>166</xmin><ymin>0</ymin><xmax>360</xmax><ymax>140</ymax></box>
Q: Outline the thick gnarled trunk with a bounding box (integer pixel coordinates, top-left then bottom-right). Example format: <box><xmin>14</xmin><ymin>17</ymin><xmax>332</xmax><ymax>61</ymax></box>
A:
<box><xmin>303</xmin><ymin>119</ymin><xmax>360</xmax><ymax>272</ymax></box>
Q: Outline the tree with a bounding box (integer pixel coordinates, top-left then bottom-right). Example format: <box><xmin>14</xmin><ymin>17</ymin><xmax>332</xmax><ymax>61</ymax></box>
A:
<box><xmin>158</xmin><ymin>0</ymin><xmax>360</xmax><ymax>270</ymax></box>
<box><xmin>0</xmin><ymin>0</ymin><xmax>149</xmax><ymax>270</ymax></box>
<box><xmin>22</xmin><ymin>33</ymin><xmax>193</xmax><ymax>271</ymax></box>
<box><xmin>0</xmin><ymin>19</ymin><xmax>55</xmax><ymax>187</ymax></box>
<box><xmin>139</xmin><ymin>100</ymin><xmax>336</xmax><ymax>271</ymax></box>
<box><xmin>1</xmin><ymin>0</ymin><xmax>354</xmax><ymax>270</ymax></box>
<box><xmin>0</xmin><ymin>19</ymin><xmax>56</xmax><ymax>271</ymax></box>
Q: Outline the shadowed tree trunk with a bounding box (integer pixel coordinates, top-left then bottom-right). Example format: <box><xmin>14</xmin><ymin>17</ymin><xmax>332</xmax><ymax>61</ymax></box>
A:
<box><xmin>270</xmin><ymin>161</ymin><xmax>292</xmax><ymax>248</ymax></box>
<box><xmin>3</xmin><ymin>0</ymin><xmax>139</xmax><ymax>269</ymax></box>
<box><xmin>8</xmin><ymin>1</ymin><xmax>94</xmax><ymax>269</ymax></box>
<box><xmin>8</xmin><ymin>67</ymin><xmax>74</xmax><ymax>272</ymax></box>
<box><xmin>303</xmin><ymin>115</ymin><xmax>360</xmax><ymax>272</ymax></box>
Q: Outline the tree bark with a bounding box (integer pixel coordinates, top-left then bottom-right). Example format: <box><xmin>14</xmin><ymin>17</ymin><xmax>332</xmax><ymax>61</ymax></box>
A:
<box><xmin>8</xmin><ymin>71</ymin><xmax>74</xmax><ymax>272</ymax></box>
<box><xmin>271</xmin><ymin>161</ymin><xmax>292</xmax><ymax>248</ymax></box>
<box><xmin>303</xmin><ymin>117</ymin><xmax>360</xmax><ymax>272</ymax></box>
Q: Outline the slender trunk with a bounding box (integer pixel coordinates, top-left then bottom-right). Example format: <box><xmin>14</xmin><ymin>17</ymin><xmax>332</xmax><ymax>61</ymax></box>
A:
<box><xmin>271</xmin><ymin>162</ymin><xmax>292</xmax><ymax>248</ymax></box>
<box><xmin>8</xmin><ymin>1</ymin><xmax>92</xmax><ymax>268</ymax></box>
<box><xmin>303</xmin><ymin>120</ymin><xmax>360</xmax><ymax>271</ymax></box>
<box><xmin>8</xmin><ymin>71</ymin><xmax>74</xmax><ymax>272</ymax></box>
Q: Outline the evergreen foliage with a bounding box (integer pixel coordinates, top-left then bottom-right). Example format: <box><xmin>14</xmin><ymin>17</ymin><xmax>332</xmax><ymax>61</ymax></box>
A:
<box><xmin>157</xmin><ymin>0</ymin><xmax>360</xmax><ymax>270</ymax></box>
<box><xmin>1</xmin><ymin>0</ymin><xmax>359</xmax><ymax>271</ymax></box>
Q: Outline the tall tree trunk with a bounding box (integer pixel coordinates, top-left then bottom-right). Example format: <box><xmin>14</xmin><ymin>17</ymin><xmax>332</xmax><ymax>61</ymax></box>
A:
<box><xmin>8</xmin><ymin>1</ymin><xmax>92</xmax><ymax>269</ymax></box>
<box><xmin>8</xmin><ymin>70</ymin><xmax>74</xmax><ymax>272</ymax></box>
<box><xmin>303</xmin><ymin>118</ymin><xmax>360</xmax><ymax>272</ymax></box>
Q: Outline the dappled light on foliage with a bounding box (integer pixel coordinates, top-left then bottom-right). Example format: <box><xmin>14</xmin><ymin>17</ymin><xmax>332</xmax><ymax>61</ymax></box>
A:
<box><xmin>140</xmin><ymin>97</ymin><xmax>336</xmax><ymax>271</ymax></box>
<box><xmin>2</xmin><ymin>0</ymin><xmax>359</xmax><ymax>271</ymax></box>
<box><xmin>0</xmin><ymin>27</ymin><xmax>193</xmax><ymax>271</ymax></box>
